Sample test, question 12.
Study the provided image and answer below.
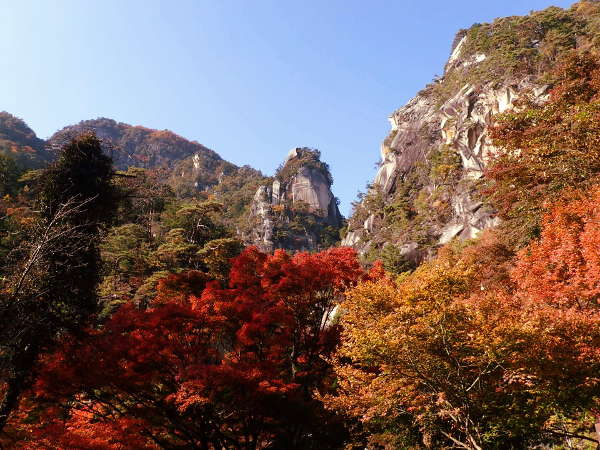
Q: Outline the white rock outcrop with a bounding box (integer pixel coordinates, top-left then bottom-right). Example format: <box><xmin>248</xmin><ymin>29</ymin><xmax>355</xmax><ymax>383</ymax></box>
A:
<box><xmin>247</xmin><ymin>148</ymin><xmax>343</xmax><ymax>252</ymax></box>
<box><xmin>343</xmin><ymin>32</ymin><xmax>549</xmax><ymax>254</ymax></box>
<box><xmin>290</xmin><ymin>166</ymin><xmax>336</xmax><ymax>216</ymax></box>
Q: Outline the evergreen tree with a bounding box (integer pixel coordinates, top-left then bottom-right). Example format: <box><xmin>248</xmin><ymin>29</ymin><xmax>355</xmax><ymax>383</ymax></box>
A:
<box><xmin>0</xmin><ymin>133</ymin><xmax>116</xmax><ymax>431</ymax></box>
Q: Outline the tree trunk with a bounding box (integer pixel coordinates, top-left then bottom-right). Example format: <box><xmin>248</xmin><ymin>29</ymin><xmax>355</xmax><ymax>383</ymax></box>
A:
<box><xmin>0</xmin><ymin>347</ymin><xmax>37</xmax><ymax>433</ymax></box>
<box><xmin>0</xmin><ymin>371</ymin><xmax>26</xmax><ymax>432</ymax></box>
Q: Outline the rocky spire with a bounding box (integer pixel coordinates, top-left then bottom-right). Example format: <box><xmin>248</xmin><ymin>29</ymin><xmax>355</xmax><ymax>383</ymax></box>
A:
<box><xmin>246</xmin><ymin>148</ymin><xmax>343</xmax><ymax>252</ymax></box>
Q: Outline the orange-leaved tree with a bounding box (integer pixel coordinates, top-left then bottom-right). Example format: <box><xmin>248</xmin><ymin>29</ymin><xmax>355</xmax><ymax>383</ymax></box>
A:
<box><xmin>323</xmin><ymin>235</ymin><xmax>523</xmax><ymax>449</ymax></box>
<box><xmin>504</xmin><ymin>186</ymin><xmax>600</xmax><ymax>418</ymax></box>
<box><xmin>326</xmin><ymin>191</ymin><xmax>600</xmax><ymax>449</ymax></box>
<box><xmin>487</xmin><ymin>51</ymin><xmax>600</xmax><ymax>247</ymax></box>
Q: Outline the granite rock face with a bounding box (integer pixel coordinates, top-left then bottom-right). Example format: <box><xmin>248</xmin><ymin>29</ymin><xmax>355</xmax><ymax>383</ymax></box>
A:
<box><xmin>290</xmin><ymin>166</ymin><xmax>336</xmax><ymax>216</ymax></box>
<box><xmin>343</xmin><ymin>33</ymin><xmax>549</xmax><ymax>259</ymax></box>
<box><xmin>247</xmin><ymin>148</ymin><xmax>343</xmax><ymax>252</ymax></box>
<box><xmin>249</xmin><ymin>185</ymin><xmax>277</xmax><ymax>251</ymax></box>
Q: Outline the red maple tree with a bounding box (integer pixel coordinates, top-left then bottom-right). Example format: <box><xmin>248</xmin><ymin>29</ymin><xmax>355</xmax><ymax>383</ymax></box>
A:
<box><xmin>5</xmin><ymin>246</ymin><xmax>363</xmax><ymax>449</ymax></box>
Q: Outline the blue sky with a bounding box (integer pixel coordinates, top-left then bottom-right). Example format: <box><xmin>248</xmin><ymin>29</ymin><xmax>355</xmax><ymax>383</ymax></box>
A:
<box><xmin>1</xmin><ymin>0</ymin><xmax>575</xmax><ymax>214</ymax></box>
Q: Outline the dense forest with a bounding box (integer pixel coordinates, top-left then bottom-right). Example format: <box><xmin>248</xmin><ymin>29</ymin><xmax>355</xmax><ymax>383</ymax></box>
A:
<box><xmin>4</xmin><ymin>1</ymin><xmax>600</xmax><ymax>449</ymax></box>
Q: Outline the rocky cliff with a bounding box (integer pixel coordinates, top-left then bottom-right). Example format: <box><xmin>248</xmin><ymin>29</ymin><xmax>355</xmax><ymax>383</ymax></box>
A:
<box><xmin>343</xmin><ymin>2</ymin><xmax>598</xmax><ymax>267</ymax></box>
<box><xmin>246</xmin><ymin>148</ymin><xmax>343</xmax><ymax>252</ymax></box>
<box><xmin>343</xmin><ymin>78</ymin><xmax>548</xmax><ymax>257</ymax></box>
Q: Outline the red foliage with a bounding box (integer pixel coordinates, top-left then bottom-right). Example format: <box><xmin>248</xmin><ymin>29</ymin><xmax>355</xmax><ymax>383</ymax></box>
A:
<box><xmin>5</xmin><ymin>247</ymin><xmax>363</xmax><ymax>448</ymax></box>
<box><xmin>486</xmin><ymin>52</ymin><xmax>600</xmax><ymax>246</ymax></box>
<box><xmin>512</xmin><ymin>186</ymin><xmax>600</xmax><ymax>308</ymax></box>
<box><xmin>154</xmin><ymin>269</ymin><xmax>208</xmax><ymax>304</ymax></box>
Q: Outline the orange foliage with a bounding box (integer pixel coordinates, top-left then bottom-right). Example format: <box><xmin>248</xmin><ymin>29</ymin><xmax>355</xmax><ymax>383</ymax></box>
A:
<box><xmin>487</xmin><ymin>51</ymin><xmax>600</xmax><ymax>246</ymax></box>
<box><xmin>327</xmin><ymin>190</ymin><xmax>600</xmax><ymax>447</ymax></box>
<box><xmin>513</xmin><ymin>186</ymin><xmax>600</xmax><ymax>308</ymax></box>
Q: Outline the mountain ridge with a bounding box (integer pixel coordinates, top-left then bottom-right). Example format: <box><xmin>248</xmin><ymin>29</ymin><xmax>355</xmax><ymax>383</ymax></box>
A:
<box><xmin>0</xmin><ymin>113</ymin><xmax>344</xmax><ymax>252</ymax></box>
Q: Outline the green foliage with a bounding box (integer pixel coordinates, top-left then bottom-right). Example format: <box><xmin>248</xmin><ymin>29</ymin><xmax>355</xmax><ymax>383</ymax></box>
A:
<box><xmin>429</xmin><ymin>144</ymin><xmax>462</xmax><ymax>186</ymax></box>
<box><xmin>270</xmin><ymin>200</ymin><xmax>343</xmax><ymax>251</ymax></box>
<box><xmin>161</xmin><ymin>200</ymin><xmax>227</xmax><ymax>246</ymax></box>
<box><xmin>208</xmin><ymin>165</ymin><xmax>266</xmax><ymax>231</ymax></box>
<box><xmin>0</xmin><ymin>155</ymin><xmax>22</xmax><ymax>197</ymax></box>
<box><xmin>430</xmin><ymin>2</ymin><xmax>600</xmax><ymax>104</ymax></box>
<box><xmin>100</xmin><ymin>224</ymin><xmax>152</xmax><ymax>274</ymax></box>
<box><xmin>348</xmin><ymin>185</ymin><xmax>385</xmax><ymax>232</ymax></box>
<box><xmin>197</xmin><ymin>237</ymin><xmax>244</xmax><ymax>281</ymax></box>
<box><xmin>275</xmin><ymin>148</ymin><xmax>333</xmax><ymax>185</ymax></box>
<box><xmin>38</xmin><ymin>132</ymin><xmax>116</xmax><ymax>226</ymax></box>
<box><xmin>384</xmin><ymin>178</ymin><xmax>417</xmax><ymax>233</ymax></box>
<box><xmin>97</xmin><ymin>178</ymin><xmax>240</xmax><ymax>309</ymax></box>
<box><xmin>354</xmin><ymin>145</ymin><xmax>462</xmax><ymax>261</ymax></box>
<box><xmin>319</xmin><ymin>223</ymin><xmax>345</xmax><ymax>249</ymax></box>
<box><xmin>167</xmin><ymin>155</ymin><xmax>237</xmax><ymax>198</ymax></box>
<box><xmin>380</xmin><ymin>244</ymin><xmax>416</xmax><ymax>275</ymax></box>
<box><xmin>153</xmin><ymin>228</ymin><xmax>201</xmax><ymax>269</ymax></box>
<box><xmin>98</xmin><ymin>194</ymin><xmax>244</xmax><ymax>310</ymax></box>
<box><xmin>132</xmin><ymin>270</ymin><xmax>171</xmax><ymax>308</ymax></box>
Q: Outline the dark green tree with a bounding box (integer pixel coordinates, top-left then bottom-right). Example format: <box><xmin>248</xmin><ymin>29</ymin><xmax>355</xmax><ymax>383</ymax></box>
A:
<box><xmin>0</xmin><ymin>154</ymin><xmax>22</xmax><ymax>198</ymax></box>
<box><xmin>0</xmin><ymin>133</ymin><xmax>116</xmax><ymax>431</ymax></box>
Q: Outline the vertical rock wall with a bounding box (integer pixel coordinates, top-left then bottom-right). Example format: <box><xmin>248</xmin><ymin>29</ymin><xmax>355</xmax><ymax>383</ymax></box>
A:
<box><xmin>246</xmin><ymin>148</ymin><xmax>343</xmax><ymax>252</ymax></box>
<box><xmin>343</xmin><ymin>35</ymin><xmax>549</xmax><ymax>258</ymax></box>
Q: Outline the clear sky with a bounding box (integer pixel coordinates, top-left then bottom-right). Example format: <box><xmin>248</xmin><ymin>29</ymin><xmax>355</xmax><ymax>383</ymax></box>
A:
<box><xmin>1</xmin><ymin>0</ymin><xmax>575</xmax><ymax>215</ymax></box>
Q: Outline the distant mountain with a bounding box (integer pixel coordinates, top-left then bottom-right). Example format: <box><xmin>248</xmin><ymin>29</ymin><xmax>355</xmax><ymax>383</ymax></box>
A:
<box><xmin>0</xmin><ymin>115</ymin><xmax>345</xmax><ymax>252</ymax></box>
<box><xmin>0</xmin><ymin>112</ymin><xmax>52</xmax><ymax>169</ymax></box>
<box><xmin>47</xmin><ymin>118</ymin><xmax>223</xmax><ymax>172</ymax></box>
<box><xmin>47</xmin><ymin>117</ymin><xmax>270</xmax><ymax>231</ymax></box>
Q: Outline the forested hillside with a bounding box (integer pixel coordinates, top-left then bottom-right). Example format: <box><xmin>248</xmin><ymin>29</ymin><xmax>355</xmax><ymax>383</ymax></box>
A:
<box><xmin>3</xmin><ymin>1</ymin><xmax>600</xmax><ymax>449</ymax></box>
<box><xmin>48</xmin><ymin>118</ymin><xmax>222</xmax><ymax>171</ymax></box>
<box><xmin>0</xmin><ymin>112</ymin><xmax>52</xmax><ymax>176</ymax></box>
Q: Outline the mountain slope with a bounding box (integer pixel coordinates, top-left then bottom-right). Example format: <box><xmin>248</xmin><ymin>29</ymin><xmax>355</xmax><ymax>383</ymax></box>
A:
<box><xmin>343</xmin><ymin>0</ymin><xmax>600</xmax><ymax>266</ymax></box>
<box><xmin>45</xmin><ymin>118</ymin><xmax>270</xmax><ymax>228</ymax></box>
<box><xmin>0</xmin><ymin>112</ymin><xmax>52</xmax><ymax>169</ymax></box>
<box><xmin>47</xmin><ymin>118</ymin><xmax>224</xmax><ymax>173</ymax></box>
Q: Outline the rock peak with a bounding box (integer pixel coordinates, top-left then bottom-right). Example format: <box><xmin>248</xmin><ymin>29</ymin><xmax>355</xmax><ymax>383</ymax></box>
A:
<box><xmin>245</xmin><ymin>148</ymin><xmax>343</xmax><ymax>252</ymax></box>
